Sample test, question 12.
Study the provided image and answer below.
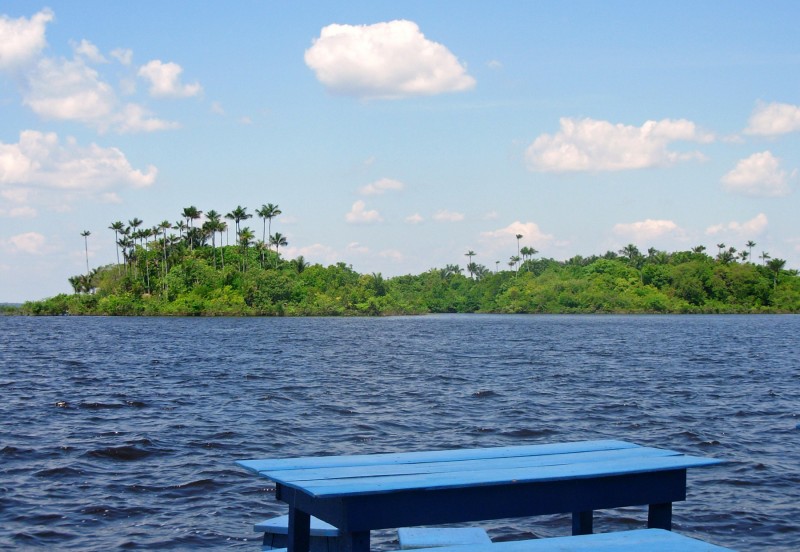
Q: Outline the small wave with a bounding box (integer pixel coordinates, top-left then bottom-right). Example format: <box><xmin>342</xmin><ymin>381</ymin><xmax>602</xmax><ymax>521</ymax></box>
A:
<box><xmin>2</xmin><ymin>445</ymin><xmax>34</xmax><ymax>456</ymax></box>
<box><xmin>79</xmin><ymin>401</ymin><xmax>126</xmax><ymax>410</ymax></box>
<box><xmin>172</xmin><ymin>478</ymin><xmax>217</xmax><ymax>490</ymax></box>
<box><xmin>88</xmin><ymin>445</ymin><xmax>153</xmax><ymax>461</ymax></box>
<box><xmin>35</xmin><ymin>466</ymin><xmax>83</xmax><ymax>478</ymax></box>
<box><xmin>501</xmin><ymin>428</ymin><xmax>557</xmax><ymax>438</ymax></box>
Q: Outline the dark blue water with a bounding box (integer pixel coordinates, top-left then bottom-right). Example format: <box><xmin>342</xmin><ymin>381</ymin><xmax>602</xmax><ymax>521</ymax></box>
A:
<box><xmin>1</xmin><ymin>315</ymin><xmax>798</xmax><ymax>551</ymax></box>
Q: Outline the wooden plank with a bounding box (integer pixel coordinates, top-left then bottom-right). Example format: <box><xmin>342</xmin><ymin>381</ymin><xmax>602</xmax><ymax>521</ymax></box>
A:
<box><xmin>235</xmin><ymin>440</ymin><xmax>637</xmax><ymax>474</ymax></box>
<box><xmin>274</xmin><ymin>455</ymin><xmax>720</xmax><ymax>497</ymax></box>
<box><xmin>404</xmin><ymin>529</ymin><xmax>733</xmax><ymax>551</ymax></box>
<box><xmin>254</xmin><ymin>514</ymin><xmax>339</xmax><ymax>537</ymax></box>
<box><xmin>259</xmin><ymin>447</ymin><xmax>686</xmax><ymax>483</ymax></box>
<box><xmin>398</xmin><ymin>527</ymin><xmax>492</xmax><ymax>549</ymax></box>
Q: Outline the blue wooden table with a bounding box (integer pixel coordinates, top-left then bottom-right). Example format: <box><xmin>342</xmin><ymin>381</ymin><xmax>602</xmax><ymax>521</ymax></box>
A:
<box><xmin>237</xmin><ymin>440</ymin><xmax>722</xmax><ymax>552</ymax></box>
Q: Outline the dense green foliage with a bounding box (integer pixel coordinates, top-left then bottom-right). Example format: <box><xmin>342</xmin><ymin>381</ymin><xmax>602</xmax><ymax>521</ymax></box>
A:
<box><xmin>20</xmin><ymin>244</ymin><xmax>800</xmax><ymax>316</ymax></box>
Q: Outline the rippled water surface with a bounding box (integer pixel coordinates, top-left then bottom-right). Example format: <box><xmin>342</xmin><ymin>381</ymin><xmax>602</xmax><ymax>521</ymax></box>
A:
<box><xmin>1</xmin><ymin>315</ymin><xmax>798</xmax><ymax>551</ymax></box>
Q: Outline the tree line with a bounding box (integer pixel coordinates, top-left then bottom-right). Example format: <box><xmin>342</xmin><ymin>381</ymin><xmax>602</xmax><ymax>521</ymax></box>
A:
<box><xmin>16</xmin><ymin>206</ymin><xmax>800</xmax><ymax>315</ymax></box>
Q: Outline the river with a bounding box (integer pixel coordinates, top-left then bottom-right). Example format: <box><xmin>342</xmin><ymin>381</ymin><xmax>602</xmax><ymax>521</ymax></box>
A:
<box><xmin>1</xmin><ymin>315</ymin><xmax>798</xmax><ymax>550</ymax></box>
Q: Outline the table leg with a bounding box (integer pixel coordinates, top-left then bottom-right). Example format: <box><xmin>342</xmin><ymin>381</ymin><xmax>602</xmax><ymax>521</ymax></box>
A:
<box><xmin>288</xmin><ymin>507</ymin><xmax>311</xmax><ymax>552</ymax></box>
<box><xmin>338</xmin><ymin>530</ymin><xmax>370</xmax><ymax>552</ymax></box>
<box><xmin>572</xmin><ymin>510</ymin><xmax>593</xmax><ymax>535</ymax></box>
<box><xmin>647</xmin><ymin>502</ymin><xmax>672</xmax><ymax>530</ymax></box>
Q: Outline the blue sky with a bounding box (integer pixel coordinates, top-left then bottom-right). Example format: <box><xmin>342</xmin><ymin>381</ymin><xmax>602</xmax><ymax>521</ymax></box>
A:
<box><xmin>1</xmin><ymin>1</ymin><xmax>798</xmax><ymax>302</ymax></box>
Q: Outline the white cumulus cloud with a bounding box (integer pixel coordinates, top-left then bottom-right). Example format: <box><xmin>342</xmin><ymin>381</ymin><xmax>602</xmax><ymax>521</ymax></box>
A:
<box><xmin>360</xmin><ymin>177</ymin><xmax>404</xmax><ymax>195</ymax></box>
<box><xmin>0</xmin><ymin>131</ymin><xmax>157</xmax><ymax>205</ymax></box>
<box><xmin>0</xmin><ymin>9</ymin><xmax>53</xmax><ymax>70</ymax></box>
<box><xmin>304</xmin><ymin>20</ymin><xmax>475</xmax><ymax>99</ymax></box>
<box><xmin>525</xmin><ymin>117</ymin><xmax>712</xmax><ymax>172</ymax></box>
<box><xmin>706</xmin><ymin>213</ymin><xmax>768</xmax><ymax>237</ymax></box>
<box><xmin>345</xmin><ymin>200</ymin><xmax>382</xmax><ymax>223</ymax></box>
<box><xmin>613</xmin><ymin>219</ymin><xmax>681</xmax><ymax>242</ymax></box>
<box><xmin>481</xmin><ymin>221</ymin><xmax>554</xmax><ymax>246</ymax></box>
<box><xmin>138</xmin><ymin>60</ymin><xmax>202</xmax><ymax>98</ymax></box>
<box><xmin>23</xmin><ymin>56</ymin><xmax>117</xmax><ymax>124</ymax></box>
<box><xmin>405</xmin><ymin>213</ymin><xmax>424</xmax><ymax>224</ymax></box>
<box><xmin>745</xmin><ymin>101</ymin><xmax>800</xmax><ymax>136</ymax></box>
<box><xmin>721</xmin><ymin>151</ymin><xmax>793</xmax><ymax>197</ymax></box>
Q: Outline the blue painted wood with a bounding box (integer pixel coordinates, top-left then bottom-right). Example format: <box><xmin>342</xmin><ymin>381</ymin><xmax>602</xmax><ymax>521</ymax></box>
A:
<box><xmin>404</xmin><ymin>529</ymin><xmax>734</xmax><ymax>551</ymax></box>
<box><xmin>571</xmin><ymin>511</ymin><xmax>592</xmax><ymax>535</ymax></box>
<box><xmin>267</xmin><ymin>455</ymin><xmax>721</xmax><ymax>498</ymax></box>
<box><xmin>275</xmin><ymin>469</ymin><xmax>688</xmax><ymax>532</ymax></box>
<box><xmin>263</xmin><ymin>447</ymin><xmax>686</xmax><ymax>484</ymax></box>
<box><xmin>398</xmin><ymin>527</ymin><xmax>491</xmax><ymax>549</ymax></box>
<box><xmin>236</xmin><ymin>440</ymin><xmax>638</xmax><ymax>474</ymax></box>
<box><xmin>255</xmin><ymin>514</ymin><xmax>339</xmax><ymax>537</ymax></box>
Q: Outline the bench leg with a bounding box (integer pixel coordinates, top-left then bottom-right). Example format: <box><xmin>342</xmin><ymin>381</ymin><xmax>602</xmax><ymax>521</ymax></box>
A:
<box><xmin>572</xmin><ymin>510</ymin><xmax>593</xmax><ymax>535</ymax></box>
<box><xmin>338</xmin><ymin>530</ymin><xmax>369</xmax><ymax>552</ymax></box>
<box><xmin>288</xmin><ymin>508</ymin><xmax>311</xmax><ymax>552</ymax></box>
<box><xmin>647</xmin><ymin>502</ymin><xmax>672</xmax><ymax>530</ymax></box>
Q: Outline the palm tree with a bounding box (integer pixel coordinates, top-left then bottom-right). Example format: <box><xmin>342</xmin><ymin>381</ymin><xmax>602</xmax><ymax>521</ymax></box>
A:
<box><xmin>129</xmin><ymin>218</ymin><xmax>143</xmax><ymax>235</ymax></box>
<box><xmin>255</xmin><ymin>240</ymin><xmax>268</xmax><ymax>269</ymax></box>
<box><xmin>182</xmin><ymin>206</ymin><xmax>202</xmax><ymax>250</ymax></box>
<box><xmin>257</xmin><ymin>203</ymin><xmax>282</xmax><ymax>244</ymax></box>
<box><xmin>745</xmin><ymin>240</ymin><xmax>756</xmax><ymax>262</ymax></box>
<box><xmin>238</xmin><ymin>227</ymin><xmax>255</xmax><ymax>271</ymax></box>
<box><xmin>510</xmin><ymin>255</ymin><xmax>521</xmax><ymax>274</ymax></box>
<box><xmin>515</xmin><ymin>234</ymin><xmax>523</xmax><ymax>258</ymax></box>
<box><xmin>109</xmin><ymin>221</ymin><xmax>124</xmax><ymax>268</ymax></box>
<box><xmin>159</xmin><ymin>220</ymin><xmax>171</xmax><ymax>285</ymax></box>
<box><xmin>80</xmin><ymin>230</ymin><xmax>91</xmax><ymax>273</ymax></box>
<box><xmin>619</xmin><ymin>243</ymin><xmax>641</xmax><ymax>262</ymax></box>
<box><xmin>292</xmin><ymin>255</ymin><xmax>309</xmax><ymax>273</ymax></box>
<box><xmin>716</xmin><ymin>243</ymin><xmax>726</xmax><ymax>256</ymax></box>
<box><xmin>759</xmin><ymin>251</ymin><xmax>771</xmax><ymax>266</ymax></box>
<box><xmin>270</xmin><ymin>232</ymin><xmax>288</xmax><ymax>267</ymax></box>
<box><xmin>226</xmin><ymin>206</ymin><xmax>251</xmax><ymax>244</ymax></box>
<box><xmin>767</xmin><ymin>258</ymin><xmax>786</xmax><ymax>289</ymax></box>
<box><xmin>217</xmin><ymin>220</ymin><xmax>227</xmax><ymax>269</ymax></box>
<box><xmin>464</xmin><ymin>250</ymin><xmax>476</xmax><ymax>278</ymax></box>
<box><xmin>204</xmin><ymin>210</ymin><xmax>222</xmax><ymax>268</ymax></box>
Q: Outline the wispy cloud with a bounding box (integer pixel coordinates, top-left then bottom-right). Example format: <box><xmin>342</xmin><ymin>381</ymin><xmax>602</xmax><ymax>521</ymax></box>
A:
<box><xmin>360</xmin><ymin>177</ymin><xmax>404</xmax><ymax>195</ymax></box>
<box><xmin>706</xmin><ymin>213</ymin><xmax>768</xmax><ymax>237</ymax></box>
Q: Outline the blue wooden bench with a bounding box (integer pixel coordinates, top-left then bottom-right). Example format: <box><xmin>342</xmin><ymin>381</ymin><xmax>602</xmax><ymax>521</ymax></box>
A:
<box><xmin>237</xmin><ymin>441</ymin><xmax>725</xmax><ymax>552</ymax></box>
<box><xmin>404</xmin><ymin>529</ymin><xmax>734</xmax><ymax>551</ymax></box>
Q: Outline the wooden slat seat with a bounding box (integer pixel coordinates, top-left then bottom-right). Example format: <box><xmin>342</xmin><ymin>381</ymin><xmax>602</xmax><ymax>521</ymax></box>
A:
<box><xmin>398</xmin><ymin>527</ymin><xmax>492</xmax><ymax>549</ymax></box>
<box><xmin>255</xmin><ymin>514</ymin><xmax>339</xmax><ymax>552</ymax></box>
<box><xmin>403</xmin><ymin>529</ymin><xmax>734</xmax><ymax>551</ymax></box>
